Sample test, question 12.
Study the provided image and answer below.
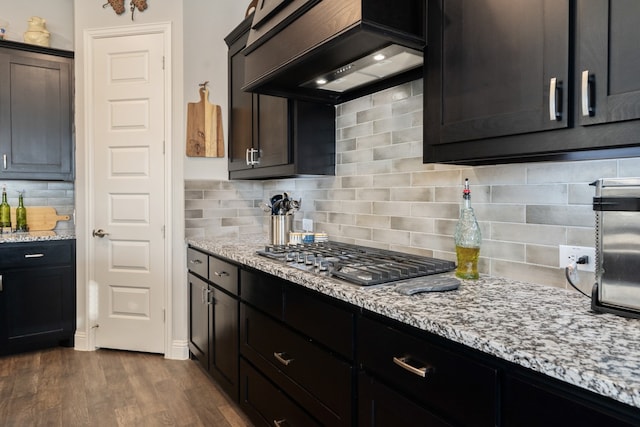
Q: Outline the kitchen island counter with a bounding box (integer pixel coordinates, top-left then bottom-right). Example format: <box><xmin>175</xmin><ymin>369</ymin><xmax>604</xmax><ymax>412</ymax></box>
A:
<box><xmin>188</xmin><ymin>236</ymin><xmax>640</xmax><ymax>411</ymax></box>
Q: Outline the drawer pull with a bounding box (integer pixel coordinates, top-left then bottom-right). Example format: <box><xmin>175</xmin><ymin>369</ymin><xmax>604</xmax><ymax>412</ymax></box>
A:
<box><xmin>273</xmin><ymin>419</ymin><xmax>288</xmax><ymax>427</ymax></box>
<box><xmin>189</xmin><ymin>259</ymin><xmax>203</xmax><ymax>265</ymax></box>
<box><xmin>393</xmin><ymin>356</ymin><xmax>432</xmax><ymax>378</ymax></box>
<box><xmin>24</xmin><ymin>253</ymin><xmax>45</xmax><ymax>258</ymax></box>
<box><xmin>213</xmin><ymin>271</ymin><xmax>229</xmax><ymax>277</ymax></box>
<box><xmin>0</xmin><ymin>274</ymin><xmax>3</xmax><ymax>292</ymax></box>
<box><xmin>273</xmin><ymin>352</ymin><xmax>294</xmax><ymax>366</ymax></box>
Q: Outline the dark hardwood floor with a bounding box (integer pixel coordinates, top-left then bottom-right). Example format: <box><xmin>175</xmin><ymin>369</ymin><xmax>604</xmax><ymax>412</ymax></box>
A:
<box><xmin>0</xmin><ymin>347</ymin><xmax>252</xmax><ymax>427</ymax></box>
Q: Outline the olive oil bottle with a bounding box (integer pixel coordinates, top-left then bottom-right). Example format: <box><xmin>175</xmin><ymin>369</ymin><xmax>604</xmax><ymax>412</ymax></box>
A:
<box><xmin>0</xmin><ymin>185</ymin><xmax>11</xmax><ymax>231</ymax></box>
<box><xmin>454</xmin><ymin>179</ymin><xmax>482</xmax><ymax>279</ymax></box>
<box><xmin>16</xmin><ymin>191</ymin><xmax>27</xmax><ymax>232</ymax></box>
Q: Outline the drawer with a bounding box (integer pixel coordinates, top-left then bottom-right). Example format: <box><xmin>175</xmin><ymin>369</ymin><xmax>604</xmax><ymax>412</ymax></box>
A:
<box><xmin>209</xmin><ymin>256</ymin><xmax>238</xmax><ymax>295</ymax></box>
<box><xmin>240</xmin><ymin>269</ymin><xmax>283</xmax><ymax>319</ymax></box>
<box><xmin>359</xmin><ymin>372</ymin><xmax>452</xmax><ymax>427</ymax></box>
<box><xmin>241</xmin><ymin>303</ymin><xmax>352</xmax><ymax>426</ymax></box>
<box><xmin>285</xmin><ymin>284</ymin><xmax>354</xmax><ymax>359</ymax></box>
<box><xmin>240</xmin><ymin>358</ymin><xmax>321</xmax><ymax>427</ymax></box>
<box><xmin>358</xmin><ymin>315</ymin><xmax>497</xmax><ymax>427</ymax></box>
<box><xmin>186</xmin><ymin>247</ymin><xmax>208</xmax><ymax>278</ymax></box>
<box><xmin>0</xmin><ymin>240</ymin><xmax>74</xmax><ymax>269</ymax></box>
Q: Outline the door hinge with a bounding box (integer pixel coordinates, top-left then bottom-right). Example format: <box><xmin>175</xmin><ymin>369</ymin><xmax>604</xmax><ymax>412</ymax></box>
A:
<box><xmin>163</xmin><ymin>140</ymin><xmax>165</xmax><ymax>154</ymax></box>
<box><xmin>163</xmin><ymin>309</ymin><xmax>166</xmax><ymax>322</ymax></box>
<box><xmin>162</xmin><ymin>56</ymin><xmax>165</xmax><ymax>70</ymax></box>
<box><xmin>162</xmin><ymin>225</ymin><xmax>165</xmax><ymax>239</ymax></box>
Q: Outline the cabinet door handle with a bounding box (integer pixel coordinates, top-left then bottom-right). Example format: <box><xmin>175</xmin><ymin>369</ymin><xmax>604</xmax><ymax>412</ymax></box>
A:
<box><xmin>2</xmin><ymin>154</ymin><xmax>6</xmax><ymax>169</ymax></box>
<box><xmin>581</xmin><ymin>70</ymin><xmax>594</xmax><ymax>117</ymax></box>
<box><xmin>213</xmin><ymin>271</ymin><xmax>229</xmax><ymax>277</ymax></box>
<box><xmin>273</xmin><ymin>419</ymin><xmax>288</xmax><ymax>427</ymax></box>
<box><xmin>25</xmin><ymin>253</ymin><xmax>45</xmax><ymax>258</ymax></box>
<box><xmin>245</xmin><ymin>148</ymin><xmax>251</xmax><ymax>166</ymax></box>
<box><xmin>201</xmin><ymin>286</ymin><xmax>206</xmax><ymax>304</ymax></box>
<box><xmin>0</xmin><ymin>274</ymin><xmax>3</xmax><ymax>292</ymax></box>
<box><xmin>273</xmin><ymin>352</ymin><xmax>294</xmax><ymax>366</ymax></box>
<box><xmin>393</xmin><ymin>356</ymin><xmax>432</xmax><ymax>378</ymax></box>
<box><xmin>549</xmin><ymin>77</ymin><xmax>561</xmax><ymax>121</ymax></box>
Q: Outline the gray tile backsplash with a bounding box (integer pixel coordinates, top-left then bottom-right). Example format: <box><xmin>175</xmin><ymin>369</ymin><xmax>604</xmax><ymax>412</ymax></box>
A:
<box><xmin>0</xmin><ymin>180</ymin><xmax>74</xmax><ymax>231</ymax></box>
<box><xmin>184</xmin><ymin>79</ymin><xmax>638</xmax><ymax>293</ymax></box>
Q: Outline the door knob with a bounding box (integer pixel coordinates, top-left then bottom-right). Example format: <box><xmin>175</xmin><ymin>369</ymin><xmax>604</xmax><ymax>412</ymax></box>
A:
<box><xmin>92</xmin><ymin>228</ymin><xmax>110</xmax><ymax>238</ymax></box>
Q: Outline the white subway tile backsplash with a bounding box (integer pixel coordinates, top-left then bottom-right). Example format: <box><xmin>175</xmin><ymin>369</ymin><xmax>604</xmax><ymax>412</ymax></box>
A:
<box><xmin>356</xmin><ymin>160</ymin><xmax>392</xmax><ymax>176</ymax></box>
<box><xmin>357</xmin><ymin>133</ymin><xmax>391</xmax><ymax>149</ymax></box>
<box><xmin>357</xmin><ymin>104</ymin><xmax>392</xmax><ymax>123</ymax></box>
<box><xmin>618</xmin><ymin>158</ymin><xmax>640</xmax><ymax>176</ymax></box>
<box><xmin>492</xmin><ymin>184</ymin><xmax>568</xmax><ymax>204</ymax></box>
<box><xmin>491</xmin><ymin>223</ymin><xmax>566</xmax><ymax>246</ymax></box>
<box><xmin>184</xmin><ymin>79</ymin><xmax>640</xmax><ymax>290</ymax></box>
<box><xmin>373</xmin><ymin>173</ymin><xmax>411</xmax><ymax>188</ymax></box>
<box><xmin>526</xmin><ymin>205</ymin><xmax>594</xmax><ymax>227</ymax></box>
<box><xmin>526</xmin><ymin>160</ymin><xmax>617</xmax><ymax>184</ymax></box>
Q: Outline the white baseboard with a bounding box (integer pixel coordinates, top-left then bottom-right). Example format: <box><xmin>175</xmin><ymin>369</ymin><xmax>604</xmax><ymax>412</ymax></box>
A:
<box><xmin>166</xmin><ymin>339</ymin><xmax>189</xmax><ymax>360</ymax></box>
<box><xmin>73</xmin><ymin>331</ymin><xmax>95</xmax><ymax>351</ymax></box>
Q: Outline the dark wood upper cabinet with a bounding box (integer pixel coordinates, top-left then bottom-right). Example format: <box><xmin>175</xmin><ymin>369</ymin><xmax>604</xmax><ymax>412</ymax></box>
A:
<box><xmin>426</xmin><ymin>0</ymin><xmax>569</xmax><ymax>145</ymax></box>
<box><xmin>577</xmin><ymin>0</ymin><xmax>640</xmax><ymax>126</ymax></box>
<box><xmin>427</xmin><ymin>0</ymin><xmax>569</xmax><ymax>143</ymax></box>
<box><xmin>425</xmin><ymin>0</ymin><xmax>640</xmax><ymax>165</ymax></box>
<box><xmin>0</xmin><ymin>41</ymin><xmax>74</xmax><ymax>181</ymax></box>
<box><xmin>225</xmin><ymin>15</ymin><xmax>335</xmax><ymax>180</ymax></box>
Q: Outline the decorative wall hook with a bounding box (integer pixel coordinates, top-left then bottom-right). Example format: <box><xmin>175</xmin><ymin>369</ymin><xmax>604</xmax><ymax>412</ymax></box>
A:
<box><xmin>103</xmin><ymin>0</ymin><xmax>149</xmax><ymax>20</ymax></box>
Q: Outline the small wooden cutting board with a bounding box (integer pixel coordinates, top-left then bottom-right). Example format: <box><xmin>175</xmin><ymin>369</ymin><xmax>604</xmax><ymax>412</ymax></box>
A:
<box><xmin>10</xmin><ymin>206</ymin><xmax>71</xmax><ymax>231</ymax></box>
<box><xmin>186</xmin><ymin>87</ymin><xmax>224</xmax><ymax>157</ymax></box>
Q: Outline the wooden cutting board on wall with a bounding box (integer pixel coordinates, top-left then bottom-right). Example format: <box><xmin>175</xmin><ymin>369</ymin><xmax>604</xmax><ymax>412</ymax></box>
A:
<box><xmin>9</xmin><ymin>206</ymin><xmax>71</xmax><ymax>231</ymax></box>
<box><xmin>186</xmin><ymin>86</ymin><xmax>225</xmax><ymax>157</ymax></box>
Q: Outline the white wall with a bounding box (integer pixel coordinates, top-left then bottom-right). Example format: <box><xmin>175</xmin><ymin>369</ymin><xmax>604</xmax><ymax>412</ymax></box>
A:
<box><xmin>183</xmin><ymin>2</ymin><xmax>248</xmax><ymax>180</ymax></box>
<box><xmin>0</xmin><ymin>0</ymin><xmax>73</xmax><ymax>49</ymax></box>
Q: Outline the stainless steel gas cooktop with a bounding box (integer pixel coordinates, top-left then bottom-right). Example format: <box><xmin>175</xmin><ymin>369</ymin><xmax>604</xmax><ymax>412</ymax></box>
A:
<box><xmin>256</xmin><ymin>241</ymin><xmax>456</xmax><ymax>286</ymax></box>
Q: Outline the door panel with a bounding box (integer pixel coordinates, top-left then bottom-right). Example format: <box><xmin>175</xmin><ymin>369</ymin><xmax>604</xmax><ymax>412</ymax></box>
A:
<box><xmin>91</xmin><ymin>32</ymin><xmax>166</xmax><ymax>353</ymax></box>
<box><xmin>577</xmin><ymin>0</ymin><xmax>640</xmax><ymax>125</ymax></box>
<box><xmin>428</xmin><ymin>0</ymin><xmax>569</xmax><ymax>144</ymax></box>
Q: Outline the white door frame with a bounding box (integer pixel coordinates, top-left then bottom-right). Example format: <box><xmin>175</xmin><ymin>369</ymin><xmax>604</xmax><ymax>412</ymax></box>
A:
<box><xmin>78</xmin><ymin>22</ymin><xmax>174</xmax><ymax>356</ymax></box>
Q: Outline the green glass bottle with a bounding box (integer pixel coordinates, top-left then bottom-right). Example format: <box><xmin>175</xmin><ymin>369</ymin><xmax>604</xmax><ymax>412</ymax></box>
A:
<box><xmin>0</xmin><ymin>185</ymin><xmax>11</xmax><ymax>230</ymax></box>
<box><xmin>16</xmin><ymin>191</ymin><xmax>27</xmax><ymax>232</ymax></box>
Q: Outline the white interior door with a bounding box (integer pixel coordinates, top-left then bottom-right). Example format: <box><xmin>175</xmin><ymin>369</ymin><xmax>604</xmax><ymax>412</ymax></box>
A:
<box><xmin>91</xmin><ymin>32</ymin><xmax>166</xmax><ymax>353</ymax></box>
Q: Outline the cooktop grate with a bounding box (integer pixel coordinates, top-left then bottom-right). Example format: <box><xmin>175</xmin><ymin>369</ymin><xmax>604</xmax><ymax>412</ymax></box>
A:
<box><xmin>256</xmin><ymin>241</ymin><xmax>456</xmax><ymax>286</ymax></box>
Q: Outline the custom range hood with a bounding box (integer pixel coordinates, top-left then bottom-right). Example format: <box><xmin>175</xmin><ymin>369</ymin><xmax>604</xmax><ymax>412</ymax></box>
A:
<box><xmin>242</xmin><ymin>0</ymin><xmax>426</xmax><ymax>104</ymax></box>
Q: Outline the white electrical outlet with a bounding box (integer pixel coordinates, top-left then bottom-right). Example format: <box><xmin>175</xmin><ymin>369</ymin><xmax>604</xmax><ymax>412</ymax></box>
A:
<box><xmin>302</xmin><ymin>218</ymin><xmax>313</xmax><ymax>232</ymax></box>
<box><xmin>558</xmin><ymin>245</ymin><xmax>596</xmax><ymax>273</ymax></box>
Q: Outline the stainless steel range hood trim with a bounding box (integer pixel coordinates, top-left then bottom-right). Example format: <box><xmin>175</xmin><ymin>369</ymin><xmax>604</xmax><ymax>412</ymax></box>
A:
<box><xmin>241</xmin><ymin>0</ymin><xmax>426</xmax><ymax>104</ymax></box>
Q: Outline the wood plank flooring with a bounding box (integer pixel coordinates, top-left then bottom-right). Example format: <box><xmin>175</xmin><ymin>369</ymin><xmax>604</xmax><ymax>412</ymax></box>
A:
<box><xmin>0</xmin><ymin>347</ymin><xmax>253</xmax><ymax>427</ymax></box>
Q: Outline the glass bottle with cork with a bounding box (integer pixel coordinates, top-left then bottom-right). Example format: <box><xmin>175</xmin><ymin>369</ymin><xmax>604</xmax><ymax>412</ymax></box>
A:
<box><xmin>454</xmin><ymin>178</ymin><xmax>482</xmax><ymax>279</ymax></box>
<box><xmin>0</xmin><ymin>185</ymin><xmax>11</xmax><ymax>232</ymax></box>
<box><xmin>16</xmin><ymin>190</ymin><xmax>27</xmax><ymax>232</ymax></box>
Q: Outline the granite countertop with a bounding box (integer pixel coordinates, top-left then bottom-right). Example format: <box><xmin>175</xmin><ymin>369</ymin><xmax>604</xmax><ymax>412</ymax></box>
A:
<box><xmin>187</xmin><ymin>235</ymin><xmax>640</xmax><ymax>410</ymax></box>
<box><xmin>0</xmin><ymin>230</ymin><xmax>76</xmax><ymax>243</ymax></box>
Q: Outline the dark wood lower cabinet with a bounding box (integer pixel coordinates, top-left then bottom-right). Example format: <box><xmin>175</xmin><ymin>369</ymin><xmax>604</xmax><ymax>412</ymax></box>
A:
<box><xmin>240</xmin><ymin>358</ymin><xmax>321</xmax><ymax>427</ymax></box>
<box><xmin>503</xmin><ymin>371</ymin><xmax>640</xmax><ymax>427</ymax></box>
<box><xmin>188</xmin><ymin>249</ymin><xmax>640</xmax><ymax>426</ymax></box>
<box><xmin>0</xmin><ymin>240</ymin><xmax>76</xmax><ymax>356</ymax></box>
<box><xmin>187</xmin><ymin>247</ymin><xmax>239</xmax><ymax>401</ymax></box>
<box><xmin>358</xmin><ymin>373</ymin><xmax>451</xmax><ymax>427</ymax></box>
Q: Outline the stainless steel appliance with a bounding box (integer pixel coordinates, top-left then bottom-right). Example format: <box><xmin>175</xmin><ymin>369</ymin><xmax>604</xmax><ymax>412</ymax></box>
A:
<box><xmin>257</xmin><ymin>241</ymin><xmax>455</xmax><ymax>286</ymax></box>
<box><xmin>591</xmin><ymin>178</ymin><xmax>640</xmax><ymax>318</ymax></box>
